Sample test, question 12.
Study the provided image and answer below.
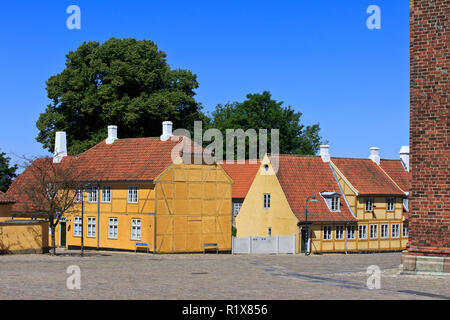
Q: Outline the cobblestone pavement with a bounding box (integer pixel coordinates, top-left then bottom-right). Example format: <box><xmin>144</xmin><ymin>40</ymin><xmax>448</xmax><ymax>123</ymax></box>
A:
<box><xmin>0</xmin><ymin>250</ymin><xmax>449</xmax><ymax>300</ymax></box>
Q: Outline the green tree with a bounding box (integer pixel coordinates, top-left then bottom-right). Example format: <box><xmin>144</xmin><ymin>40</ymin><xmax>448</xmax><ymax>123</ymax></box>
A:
<box><xmin>210</xmin><ymin>91</ymin><xmax>326</xmax><ymax>158</ymax></box>
<box><xmin>0</xmin><ymin>151</ymin><xmax>18</xmax><ymax>192</ymax></box>
<box><xmin>37</xmin><ymin>37</ymin><xmax>206</xmax><ymax>155</ymax></box>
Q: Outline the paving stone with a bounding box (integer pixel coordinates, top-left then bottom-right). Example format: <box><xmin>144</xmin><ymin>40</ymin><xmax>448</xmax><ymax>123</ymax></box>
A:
<box><xmin>0</xmin><ymin>250</ymin><xmax>448</xmax><ymax>299</ymax></box>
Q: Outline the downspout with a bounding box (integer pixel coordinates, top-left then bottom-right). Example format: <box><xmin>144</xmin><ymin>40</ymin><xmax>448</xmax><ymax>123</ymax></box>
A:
<box><xmin>345</xmin><ymin>222</ymin><xmax>348</xmax><ymax>255</ymax></box>
<box><xmin>154</xmin><ymin>182</ymin><xmax>157</xmax><ymax>254</ymax></box>
<box><xmin>97</xmin><ymin>183</ymin><xmax>100</xmax><ymax>250</ymax></box>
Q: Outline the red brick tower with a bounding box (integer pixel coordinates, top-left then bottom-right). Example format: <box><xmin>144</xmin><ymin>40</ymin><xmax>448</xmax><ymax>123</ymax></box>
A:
<box><xmin>402</xmin><ymin>0</ymin><xmax>450</xmax><ymax>274</ymax></box>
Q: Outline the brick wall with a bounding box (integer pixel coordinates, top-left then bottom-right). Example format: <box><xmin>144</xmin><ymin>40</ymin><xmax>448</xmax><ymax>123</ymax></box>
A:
<box><xmin>408</xmin><ymin>0</ymin><xmax>449</xmax><ymax>257</ymax></box>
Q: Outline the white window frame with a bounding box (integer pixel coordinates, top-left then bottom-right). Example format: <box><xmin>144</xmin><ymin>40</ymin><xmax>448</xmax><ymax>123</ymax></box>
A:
<box><xmin>88</xmin><ymin>187</ymin><xmax>98</xmax><ymax>203</ymax></box>
<box><xmin>74</xmin><ymin>216</ymin><xmax>82</xmax><ymax>237</ymax></box>
<box><xmin>131</xmin><ymin>219</ymin><xmax>141</xmax><ymax>241</ymax></box>
<box><xmin>358</xmin><ymin>225</ymin><xmax>367</xmax><ymax>240</ymax></box>
<box><xmin>331</xmin><ymin>196</ymin><xmax>340</xmax><ymax>212</ymax></box>
<box><xmin>87</xmin><ymin>217</ymin><xmax>96</xmax><ymax>238</ymax></box>
<box><xmin>387</xmin><ymin>197</ymin><xmax>395</xmax><ymax>211</ymax></box>
<box><xmin>108</xmin><ymin>218</ymin><xmax>118</xmax><ymax>239</ymax></box>
<box><xmin>323</xmin><ymin>226</ymin><xmax>332</xmax><ymax>240</ymax></box>
<box><xmin>128</xmin><ymin>186</ymin><xmax>138</xmax><ymax>204</ymax></box>
<box><xmin>370</xmin><ymin>224</ymin><xmax>378</xmax><ymax>239</ymax></box>
<box><xmin>381</xmin><ymin>224</ymin><xmax>389</xmax><ymax>239</ymax></box>
<box><xmin>402</xmin><ymin>222</ymin><xmax>409</xmax><ymax>238</ymax></box>
<box><xmin>335</xmin><ymin>225</ymin><xmax>344</xmax><ymax>240</ymax></box>
<box><xmin>102</xmin><ymin>186</ymin><xmax>111</xmax><ymax>203</ymax></box>
<box><xmin>392</xmin><ymin>224</ymin><xmax>400</xmax><ymax>238</ymax></box>
<box><xmin>365</xmin><ymin>198</ymin><xmax>374</xmax><ymax>212</ymax></box>
<box><xmin>347</xmin><ymin>225</ymin><xmax>356</xmax><ymax>239</ymax></box>
<box><xmin>263</xmin><ymin>193</ymin><xmax>271</xmax><ymax>209</ymax></box>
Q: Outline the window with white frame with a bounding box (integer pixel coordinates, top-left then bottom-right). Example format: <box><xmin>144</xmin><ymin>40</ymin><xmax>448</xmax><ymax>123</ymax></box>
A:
<box><xmin>263</xmin><ymin>193</ymin><xmax>271</xmax><ymax>209</ymax></box>
<box><xmin>392</xmin><ymin>224</ymin><xmax>400</xmax><ymax>238</ymax></box>
<box><xmin>323</xmin><ymin>226</ymin><xmax>332</xmax><ymax>240</ymax></box>
<box><xmin>387</xmin><ymin>197</ymin><xmax>395</xmax><ymax>211</ymax></box>
<box><xmin>336</xmin><ymin>225</ymin><xmax>344</xmax><ymax>240</ymax></box>
<box><xmin>102</xmin><ymin>186</ymin><xmax>111</xmax><ymax>203</ymax></box>
<box><xmin>128</xmin><ymin>186</ymin><xmax>138</xmax><ymax>203</ymax></box>
<box><xmin>347</xmin><ymin>225</ymin><xmax>356</xmax><ymax>239</ymax></box>
<box><xmin>74</xmin><ymin>216</ymin><xmax>82</xmax><ymax>237</ymax></box>
<box><xmin>365</xmin><ymin>198</ymin><xmax>374</xmax><ymax>211</ymax></box>
<box><xmin>320</xmin><ymin>192</ymin><xmax>341</xmax><ymax>212</ymax></box>
<box><xmin>108</xmin><ymin>218</ymin><xmax>118</xmax><ymax>239</ymax></box>
<box><xmin>131</xmin><ymin>219</ymin><xmax>141</xmax><ymax>240</ymax></box>
<box><xmin>268</xmin><ymin>227</ymin><xmax>272</xmax><ymax>237</ymax></box>
<box><xmin>403</xmin><ymin>222</ymin><xmax>409</xmax><ymax>237</ymax></box>
<box><xmin>233</xmin><ymin>202</ymin><xmax>242</xmax><ymax>217</ymax></box>
<box><xmin>331</xmin><ymin>197</ymin><xmax>340</xmax><ymax>211</ymax></box>
<box><xmin>381</xmin><ymin>224</ymin><xmax>389</xmax><ymax>238</ymax></box>
<box><xmin>88</xmin><ymin>187</ymin><xmax>98</xmax><ymax>203</ymax></box>
<box><xmin>358</xmin><ymin>225</ymin><xmax>367</xmax><ymax>239</ymax></box>
<box><xmin>87</xmin><ymin>217</ymin><xmax>96</xmax><ymax>238</ymax></box>
<box><xmin>370</xmin><ymin>224</ymin><xmax>378</xmax><ymax>239</ymax></box>
<box><xmin>74</xmin><ymin>188</ymin><xmax>82</xmax><ymax>202</ymax></box>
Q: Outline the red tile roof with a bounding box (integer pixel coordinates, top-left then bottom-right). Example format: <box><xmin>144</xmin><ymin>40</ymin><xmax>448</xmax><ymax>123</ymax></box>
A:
<box><xmin>0</xmin><ymin>191</ymin><xmax>15</xmax><ymax>204</ymax></box>
<box><xmin>7</xmin><ymin>136</ymin><xmax>213</xmax><ymax>213</ymax></box>
<box><xmin>331</xmin><ymin>158</ymin><xmax>405</xmax><ymax>196</ymax></box>
<box><xmin>220</xmin><ymin>160</ymin><xmax>261</xmax><ymax>198</ymax></box>
<box><xmin>380</xmin><ymin>159</ymin><xmax>410</xmax><ymax>192</ymax></box>
<box><xmin>274</xmin><ymin>155</ymin><xmax>356</xmax><ymax>222</ymax></box>
<box><xmin>63</xmin><ymin>136</ymin><xmax>198</xmax><ymax>182</ymax></box>
<box><xmin>7</xmin><ymin>158</ymin><xmax>54</xmax><ymax>213</ymax></box>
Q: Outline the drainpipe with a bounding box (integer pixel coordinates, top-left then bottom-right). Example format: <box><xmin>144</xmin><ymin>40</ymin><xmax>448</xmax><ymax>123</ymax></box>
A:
<box><xmin>97</xmin><ymin>183</ymin><xmax>100</xmax><ymax>250</ymax></box>
<box><xmin>345</xmin><ymin>222</ymin><xmax>348</xmax><ymax>255</ymax></box>
<box><xmin>154</xmin><ymin>183</ymin><xmax>157</xmax><ymax>254</ymax></box>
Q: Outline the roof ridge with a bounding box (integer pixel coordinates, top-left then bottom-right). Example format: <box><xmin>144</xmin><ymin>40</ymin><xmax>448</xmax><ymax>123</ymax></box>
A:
<box><xmin>331</xmin><ymin>156</ymin><xmax>372</xmax><ymax>161</ymax></box>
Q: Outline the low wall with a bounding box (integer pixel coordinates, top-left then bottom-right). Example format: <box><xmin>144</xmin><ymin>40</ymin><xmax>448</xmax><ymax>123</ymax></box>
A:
<box><xmin>0</xmin><ymin>220</ymin><xmax>49</xmax><ymax>254</ymax></box>
<box><xmin>232</xmin><ymin>235</ymin><xmax>296</xmax><ymax>254</ymax></box>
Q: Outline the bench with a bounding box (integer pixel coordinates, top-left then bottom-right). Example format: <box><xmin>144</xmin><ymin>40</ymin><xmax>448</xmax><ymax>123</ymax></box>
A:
<box><xmin>135</xmin><ymin>242</ymin><xmax>149</xmax><ymax>254</ymax></box>
<box><xmin>203</xmin><ymin>243</ymin><xmax>218</xmax><ymax>254</ymax></box>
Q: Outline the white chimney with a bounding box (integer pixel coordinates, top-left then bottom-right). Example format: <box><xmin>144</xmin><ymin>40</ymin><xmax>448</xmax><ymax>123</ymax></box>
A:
<box><xmin>106</xmin><ymin>125</ymin><xmax>118</xmax><ymax>144</ymax></box>
<box><xmin>399</xmin><ymin>146</ymin><xmax>410</xmax><ymax>172</ymax></box>
<box><xmin>369</xmin><ymin>147</ymin><xmax>380</xmax><ymax>165</ymax></box>
<box><xmin>160</xmin><ymin>121</ymin><xmax>173</xmax><ymax>141</ymax></box>
<box><xmin>320</xmin><ymin>145</ymin><xmax>330</xmax><ymax>162</ymax></box>
<box><xmin>53</xmin><ymin>131</ymin><xmax>67</xmax><ymax>164</ymax></box>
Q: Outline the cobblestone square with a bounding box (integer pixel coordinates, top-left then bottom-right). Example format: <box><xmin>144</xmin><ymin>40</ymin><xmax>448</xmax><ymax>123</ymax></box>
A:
<box><xmin>0</xmin><ymin>250</ymin><xmax>449</xmax><ymax>300</ymax></box>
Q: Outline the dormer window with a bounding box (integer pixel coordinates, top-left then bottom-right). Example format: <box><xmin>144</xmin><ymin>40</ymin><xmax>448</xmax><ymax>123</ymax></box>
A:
<box><xmin>320</xmin><ymin>192</ymin><xmax>340</xmax><ymax>212</ymax></box>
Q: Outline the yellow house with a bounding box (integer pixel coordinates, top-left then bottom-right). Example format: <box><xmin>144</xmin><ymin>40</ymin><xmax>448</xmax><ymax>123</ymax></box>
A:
<box><xmin>0</xmin><ymin>191</ymin><xmax>49</xmax><ymax>254</ymax></box>
<box><xmin>8</xmin><ymin>123</ymin><xmax>233</xmax><ymax>253</ymax></box>
<box><xmin>236</xmin><ymin>153</ymin><xmax>357</xmax><ymax>254</ymax></box>
<box><xmin>236</xmin><ymin>145</ymin><xmax>410</xmax><ymax>254</ymax></box>
<box><xmin>330</xmin><ymin>147</ymin><xmax>409</xmax><ymax>252</ymax></box>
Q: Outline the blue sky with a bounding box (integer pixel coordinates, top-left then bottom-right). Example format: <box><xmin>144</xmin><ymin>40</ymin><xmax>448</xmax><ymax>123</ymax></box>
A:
<box><xmin>0</xmin><ymin>0</ymin><xmax>409</xmax><ymax>165</ymax></box>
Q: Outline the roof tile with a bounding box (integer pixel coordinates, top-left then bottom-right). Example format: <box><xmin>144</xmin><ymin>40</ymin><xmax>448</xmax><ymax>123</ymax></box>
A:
<box><xmin>221</xmin><ymin>160</ymin><xmax>261</xmax><ymax>198</ymax></box>
<box><xmin>274</xmin><ymin>155</ymin><xmax>356</xmax><ymax>222</ymax></box>
<box><xmin>331</xmin><ymin>158</ymin><xmax>405</xmax><ymax>195</ymax></box>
